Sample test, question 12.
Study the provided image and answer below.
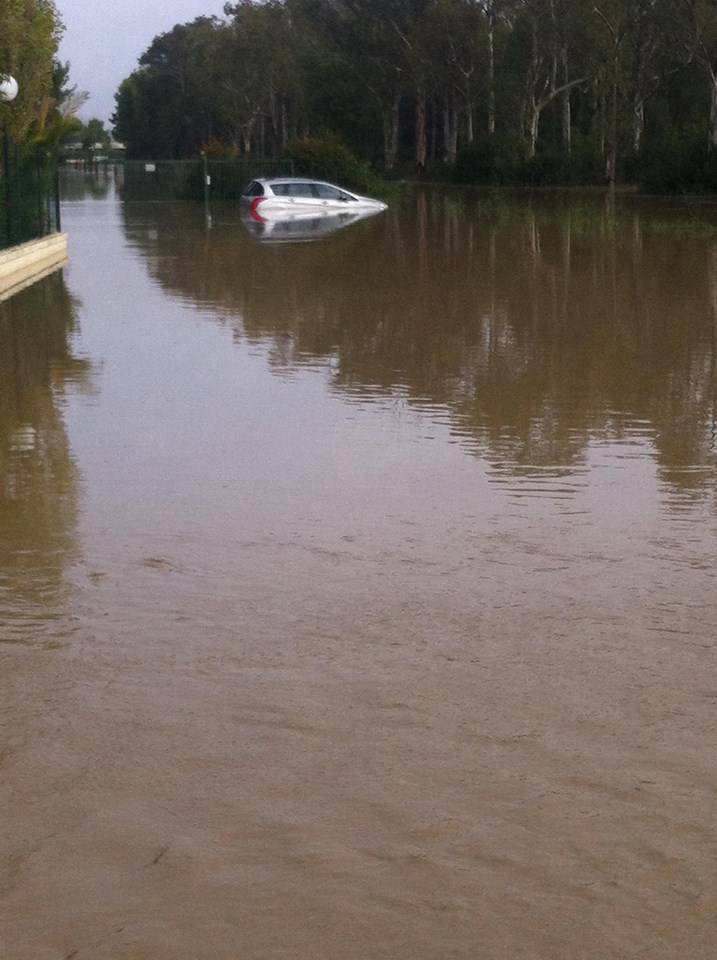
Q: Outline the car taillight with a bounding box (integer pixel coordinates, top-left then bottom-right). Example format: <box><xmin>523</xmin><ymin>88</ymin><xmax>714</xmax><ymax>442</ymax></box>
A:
<box><xmin>249</xmin><ymin>197</ymin><xmax>266</xmax><ymax>221</ymax></box>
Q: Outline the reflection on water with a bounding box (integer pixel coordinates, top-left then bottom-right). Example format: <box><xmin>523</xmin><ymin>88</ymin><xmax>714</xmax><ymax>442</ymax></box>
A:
<box><xmin>59</xmin><ymin>165</ymin><xmax>115</xmax><ymax>202</ymax></box>
<box><xmin>240</xmin><ymin>208</ymin><xmax>386</xmax><ymax>243</ymax></box>
<box><xmin>3</xmin><ymin>187</ymin><xmax>717</xmax><ymax>960</ymax></box>
<box><xmin>0</xmin><ymin>272</ymin><xmax>89</xmax><ymax>643</ymax></box>
<box><xmin>123</xmin><ymin>189</ymin><xmax>717</xmax><ymax>505</ymax></box>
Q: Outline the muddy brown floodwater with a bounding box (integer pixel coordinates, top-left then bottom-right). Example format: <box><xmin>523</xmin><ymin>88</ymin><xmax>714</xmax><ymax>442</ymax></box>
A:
<box><xmin>1</xmin><ymin>175</ymin><xmax>716</xmax><ymax>959</ymax></box>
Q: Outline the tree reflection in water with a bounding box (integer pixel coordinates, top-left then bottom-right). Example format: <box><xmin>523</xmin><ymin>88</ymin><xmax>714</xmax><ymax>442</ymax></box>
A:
<box><xmin>121</xmin><ymin>189</ymin><xmax>717</xmax><ymax>504</ymax></box>
<box><xmin>0</xmin><ymin>272</ymin><xmax>90</xmax><ymax>643</ymax></box>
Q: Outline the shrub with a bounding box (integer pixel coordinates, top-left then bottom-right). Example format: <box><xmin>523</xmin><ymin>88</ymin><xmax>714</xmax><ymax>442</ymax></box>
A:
<box><xmin>284</xmin><ymin>134</ymin><xmax>384</xmax><ymax>195</ymax></box>
<box><xmin>632</xmin><ymin>122</ymin><xmax>717</xmax><ymax>194</ymax></box>
<box><xmin>455</xmin><ymin>133</ymin><xmax>605</xmax><ymax>187</ymax></box>
<box><xmin>200</xmin><ymin>139</ymin><xmax>240</xmax><ymax>160</ymax></box>
<box><xmin>454</xmin><ymin>139</ymin><xmax>500</xmax><ymax>184</ymax></box>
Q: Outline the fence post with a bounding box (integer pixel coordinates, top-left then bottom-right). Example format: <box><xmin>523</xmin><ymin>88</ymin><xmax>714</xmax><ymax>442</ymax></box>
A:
<box><xmin>54</xmin><ymin>158</ymin><xmax>61</xmax><ymax>232</ymax></box>
<box><xmin>201</xmin><ymin>151</ymin><xmax>211</xmax><ymax>224</ymax></box>
<box><xmin>3</xmin><ymin>128</ymin><xmax>11</xmax><ymax>244</ymax></box>
<box><xmin>36</xmin><ymin>154</ymin><xmax>43</xmax><ymax>232</ymax></box>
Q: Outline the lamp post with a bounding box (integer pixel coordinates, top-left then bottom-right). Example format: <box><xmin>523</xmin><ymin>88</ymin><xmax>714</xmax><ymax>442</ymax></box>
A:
<box><xmin>1</xmin><ymin>74</ymin><xmax>19</xmax><ymax>243</ymax></box>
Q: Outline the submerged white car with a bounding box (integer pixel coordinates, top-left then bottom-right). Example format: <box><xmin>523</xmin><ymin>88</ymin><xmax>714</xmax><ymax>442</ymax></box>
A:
<box><xmin>241</xmin><ymin>178</ymin><xmax>387</xmax><ymax>219</ymax></box>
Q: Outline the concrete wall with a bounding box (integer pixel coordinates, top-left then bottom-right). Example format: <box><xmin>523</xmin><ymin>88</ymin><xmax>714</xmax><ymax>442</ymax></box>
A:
<box><xmin>0</xmin><ymin>233</ymin><xmax>69</xmax><ymax>302</ymax></box>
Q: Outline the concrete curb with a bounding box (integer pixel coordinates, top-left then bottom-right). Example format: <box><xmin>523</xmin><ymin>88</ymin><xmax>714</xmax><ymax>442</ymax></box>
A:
<box><xmin>0</xmin><ymin>233</ymin><xmax>69</xmax><ymax>302</ymax></box>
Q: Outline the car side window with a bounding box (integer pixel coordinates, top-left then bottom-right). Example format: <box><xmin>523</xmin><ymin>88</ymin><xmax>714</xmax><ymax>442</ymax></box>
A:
<box><xmin>243</xmin><ymin>181</ymin><xmax>264</xmax><ymax>197</ymax></box>
<box><xmin>272</xmin><ymin>183</ymin><xmax>290</xmax><ymax>196</ymax></box>
<box><xmin>338</xmin><ymin>190</ymin><xmax>356</xmax><ymax>202</ymax></box>
<box><xmin>315</xmin><ymin>184</ymin><xmax>341</xmax><ymax>200</ymax></box>
<box><xmin>286</xmin><ymin>182</ymin><xmax>316</xmax><ymax>197</ymax></box>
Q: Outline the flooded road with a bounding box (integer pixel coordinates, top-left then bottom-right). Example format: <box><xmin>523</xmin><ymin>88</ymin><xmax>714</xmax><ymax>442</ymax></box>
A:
<box><xmin>1</xmin><ymin>177</ymin><xmax>716</xmax><ymax>958</ymax></box>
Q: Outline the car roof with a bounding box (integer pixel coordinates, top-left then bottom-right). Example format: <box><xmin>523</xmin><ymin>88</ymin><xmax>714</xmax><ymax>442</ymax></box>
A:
<box><xmin>255</xmin><ymin>177</ymin><xmax>341</xmax><ymax>186</ymax></box>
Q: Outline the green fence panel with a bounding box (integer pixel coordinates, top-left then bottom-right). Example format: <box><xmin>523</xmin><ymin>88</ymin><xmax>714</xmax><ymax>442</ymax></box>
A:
<box><xmin>0</xmin><ymin>143</ymin><xmax>60</xmax><ymax>251</ymax></box>
<box><xmin>117</xmin><ymin>158</ymin><xmax>296</xmax><ymax>202</ymax></box>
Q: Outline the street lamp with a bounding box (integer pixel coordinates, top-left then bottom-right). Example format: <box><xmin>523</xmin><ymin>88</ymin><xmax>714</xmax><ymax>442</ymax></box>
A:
<box><xmin>0</xmin><ymin>74</ymin><xmax>19</xmax><ymax>103</ymax></box>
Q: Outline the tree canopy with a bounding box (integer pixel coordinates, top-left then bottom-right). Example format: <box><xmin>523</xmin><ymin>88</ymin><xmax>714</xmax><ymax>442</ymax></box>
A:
<box><xmin>111</xmin><ymin>0</ymin><xmax>717</xmax><ymax>189</ymax></box>
<box><xmin>0</xmin><ymin>0</ymin><xmax>65</xmax><ymax>140</ymax></box>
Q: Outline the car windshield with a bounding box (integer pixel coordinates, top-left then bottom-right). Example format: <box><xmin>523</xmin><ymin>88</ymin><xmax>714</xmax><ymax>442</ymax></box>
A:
<box><xmin>314</xmin><ymin>184</ymin><xmax>342</xmax><ymax>200</ymax></box>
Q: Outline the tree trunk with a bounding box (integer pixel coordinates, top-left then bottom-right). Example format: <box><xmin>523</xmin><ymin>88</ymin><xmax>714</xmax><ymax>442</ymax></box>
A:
<box><xmin>709</xmin><ymin>72</ymin><xmax>717</xmax><ymax>152</ymax></box>
<box><xmin>281</xmin><ymin>100</ymin><xmax>288</xmax><ymax>150</ymax></box>
<box><xmin>382</xmin><ymin>93</ymin><xmax>400</xmax><ymax>171</ymax></box>
<box><xmin>449</xmin><ymin>106</ymin><xmax>458</xmax><ymax>165</ymax></box>
<box><xmin>527</xmin><ymin>101</ymin><xmax>539</xmax><ymax>159</ymax></box>
<box><xmin>606</xmin><ymin>56</ymin><xmax>619</xmax><ymax>183</ymax></box>
<box><xmin>465</xmin><ymin>88</ymin><xmax>474</xmax><ymax>145</ymax></box>
<box><xmin>241</xmin><ymin>118</ymin><xmax>254</xmax><ymax>155</ymax></box>
<box><xmin>632</xmin><ymin>96</ymin><xmax>644</xmax><ymax>155</ymax></box>
<box><xmin>561</xmin><ymin>43</ymin><xmax>571</xmax><ymax>158</ymax></box>
<box><xmin>382</xmin><ymin>114</ymin><xmax>392</xmax><ymax>170</ymax></box>
<box><xmin>430</xmin><ymin>98</ymin><xmax>437</xmax><ymax>162</ymax></box>
<box><xmin>269</xmin><ymin>87</ymin><xmax>278</xmax><ymax>147</ymax></box>
<box><xmin>443</xmin><ymin>104</ymin><xmax>457</xmax><ymax>165</ymax></box>
<box><xmin>416</xmin><ymin>87</ymin><xmax>427</xmax><ymax>176</ymax></box>
<box><xmin>487</xmin><ymin>12</ymin><xmax>496</xmax><ymax>137</ymax></box>
<box><xmin>525</xmin><ymin>16</ymin><xmax>539</xmax><ymax>159</ymax></box>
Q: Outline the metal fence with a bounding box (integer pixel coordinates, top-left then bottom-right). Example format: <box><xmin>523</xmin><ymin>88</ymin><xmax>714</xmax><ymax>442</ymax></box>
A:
<box><xmin>117</xmin><ymin>158</ymin><xmax>296</xmax><ymax>202</ymax></box>
<box><xmin>0</xmin><ymin>143</ymin><xmax>60</xmax><ymax>251</ymax></box>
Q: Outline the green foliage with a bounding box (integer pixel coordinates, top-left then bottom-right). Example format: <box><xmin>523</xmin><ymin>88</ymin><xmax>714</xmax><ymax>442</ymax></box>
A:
<box><xmin>109</xmin><ymin>0</ymin><xmax>717</xmax><ymax>193</ymax></box>
<box><xmin>636</xmin><ymin>127</ymin><xmax>717</xmax><ymax>194</ymax></box>
<box><xmin>0</xmin><ymin>0</ymin><xmax>64</xmax><ymax>140</ymax></box>
<box><xmin>81</xmin><ymin>118</ymin><xmax>111</xmax><ymax>151</ymax></box>
<box><xmin>201</xmin><ymin>139</ymin><xmax>240</xmax><ymax>159</ymax></box>
<box><xmin>284</xmin><ymin>136</ymin><xmax>384</xmax><ymax>194</ymax></box>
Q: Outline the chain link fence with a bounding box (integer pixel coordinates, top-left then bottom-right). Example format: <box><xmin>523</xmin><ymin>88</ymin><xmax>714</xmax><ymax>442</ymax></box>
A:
<box><xmin>0</xmin><ymin>142</ymin><xmax>61</xmax><ymax>251</ymax></box>
<box><xmin>117</xmin><ymin>159</ymin><xmax>296</xmax><ymax>202</ymax></box>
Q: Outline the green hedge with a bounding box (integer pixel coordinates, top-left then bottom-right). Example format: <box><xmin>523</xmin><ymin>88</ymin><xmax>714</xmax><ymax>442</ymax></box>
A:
<box><xmin>284</xmin><ymin>135</ymin><xmax>385</xmax><ymax>196</ymax></box>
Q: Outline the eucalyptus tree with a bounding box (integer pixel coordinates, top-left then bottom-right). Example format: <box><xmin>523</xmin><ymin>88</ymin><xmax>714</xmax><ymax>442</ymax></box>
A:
<box><xmin>427</xmin><ymin>0</ymin><xmax>485</xmax><ymax>159</ymax></box>
<box><xmin>384</xmin><ymin>0</ymin><xmax>437</xmax><ymax>173</ymax></box>
<box><xmin>512</xmin><ymin>0</ymin><xmax>588</xmax><ymax>159</ymax></box>
<box><xmin>477</xmin><ymin>0</ymin><xmax>520</xmax><ymax>137</ymax></box>
<box><xmin>591</xmin><ymin>0</ymin><xmax>630</xmax><ymax>181</ymax></box>
<box><xmin>222</xmin><ymin>1</ymin><xmax>300</xmax><ymax>155</ymax></box>
<box><xmin>679</xmin><ymin>0</ymin><xmax>717</xmax><ymax>150</ymax></box>
<box><xmin>290</xmin><ymin>0</ymin><xmax>408</xmax><ymax>169</ymax></box>
<box><xmin>624</xmin><ymin>0</ymin><xmax>677</xmax><ymax>155</ymax></box>
<box><xmin>590</xmin><ymin>0</ymin><xmax>677</xmax><ymax>180</ymax></box>
<box><xmin>550</xmin><ymin>0</ymin><xmax>595</xmax><ymax>157</ymax></box>
<box><xmin>215</xmin><ymin>5</ymin><xmax>272</xmax><ymax>153</ymax></box>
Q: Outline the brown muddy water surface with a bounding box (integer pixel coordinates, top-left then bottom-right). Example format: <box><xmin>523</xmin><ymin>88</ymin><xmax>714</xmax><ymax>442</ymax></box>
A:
<box><xmin>1</xmin><ymin>175</ymin><xmax>716</xmax><ymax>959</ymax></box>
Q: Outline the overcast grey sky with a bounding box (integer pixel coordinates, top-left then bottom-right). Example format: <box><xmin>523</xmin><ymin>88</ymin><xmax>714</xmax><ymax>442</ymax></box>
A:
<box><xmin>57</xmin><ymin>0</ymin><xmax>229</xmax><ymax>124</ymax></box>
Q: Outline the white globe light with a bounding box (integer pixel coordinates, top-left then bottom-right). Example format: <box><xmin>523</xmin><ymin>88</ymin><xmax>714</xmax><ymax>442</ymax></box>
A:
<box><xmin>0</xmin><ymin>75</ymin><xmax>19</xmax><ymax>103</ymax></box>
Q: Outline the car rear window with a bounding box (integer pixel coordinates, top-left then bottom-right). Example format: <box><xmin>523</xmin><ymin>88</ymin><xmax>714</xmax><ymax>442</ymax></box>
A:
<box><xmin>243</xmin><ymin>181</ymin><xmax>264</xmax><ymax>197</ymax></box>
